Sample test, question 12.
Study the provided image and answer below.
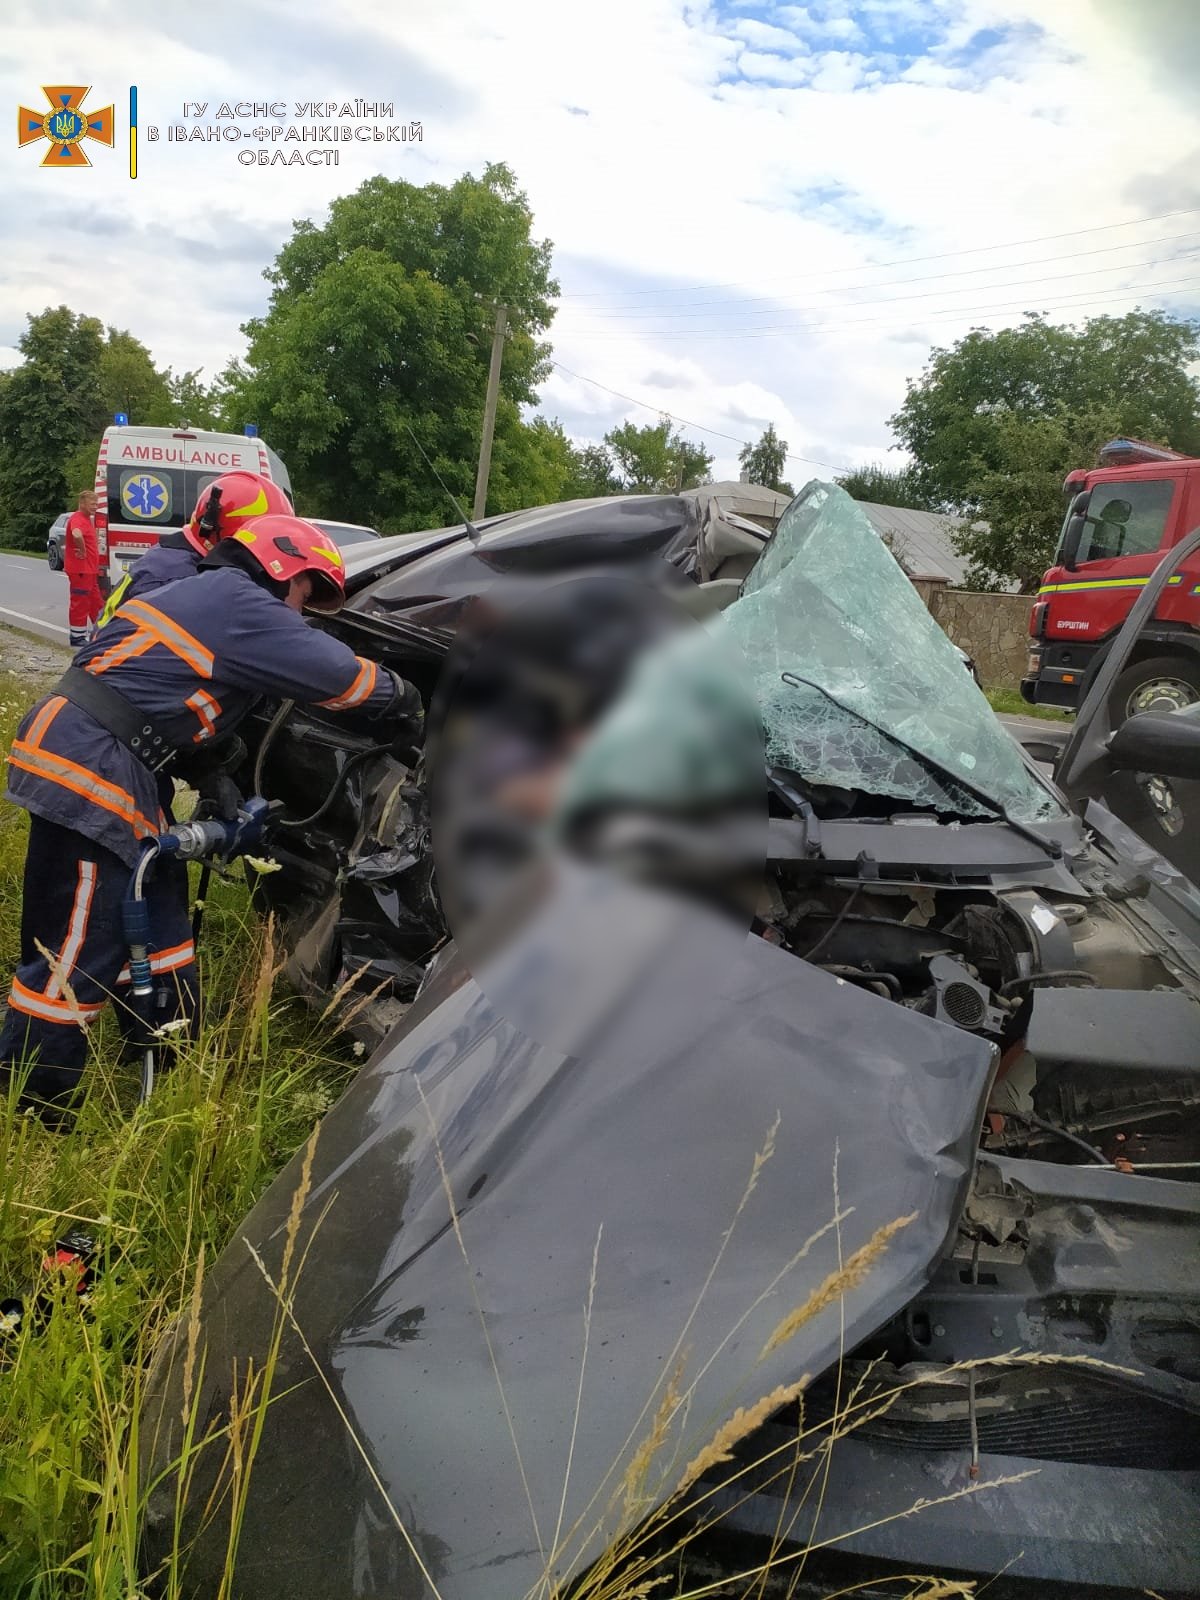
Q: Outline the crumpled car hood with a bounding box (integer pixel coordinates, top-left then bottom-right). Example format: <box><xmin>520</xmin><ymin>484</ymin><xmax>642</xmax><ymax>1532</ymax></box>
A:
<box><xmin>143</xmin><ymin>865</ymin><xmax>996</xmax><ymax>1598</ymax></box>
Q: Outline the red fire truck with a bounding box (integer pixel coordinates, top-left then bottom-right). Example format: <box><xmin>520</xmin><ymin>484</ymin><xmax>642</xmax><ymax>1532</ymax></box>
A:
<box><xmin>1022</xmin><ymin>437</ymin><xmax>1200</xmax><ymax>720</ymax></box>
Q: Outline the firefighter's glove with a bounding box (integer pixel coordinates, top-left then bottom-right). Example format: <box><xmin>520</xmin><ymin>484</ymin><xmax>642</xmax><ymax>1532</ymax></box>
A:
<box><xmin>196</xmin><ymin>770</ymin><xmax>243</xmax><ymax>823</ymax></box>
<box><xmin>375</xmin><ymin>671</ymin><xmax>425</xmax><ymax>744</ymax></box>
<box><xmin>177</xmin><ymin>734</ymin><xmax>248</xmax><ymax>784</ymax></box>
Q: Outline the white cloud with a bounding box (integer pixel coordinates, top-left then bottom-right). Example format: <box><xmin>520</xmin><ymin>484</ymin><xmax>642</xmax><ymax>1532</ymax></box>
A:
<box><xmin>0</xmin><ymin>0</ymin><xmax>1196</xmax><ymax>484</ymax></box>
<box><xmin>733</xmin><ymin>49</ymin><xmax>815</xmax><ymax>83</ymax></box>
<box><xmin>729</xmin><ymin>16</ymin><xmax>809</xmax><ymax>50</ymax></box>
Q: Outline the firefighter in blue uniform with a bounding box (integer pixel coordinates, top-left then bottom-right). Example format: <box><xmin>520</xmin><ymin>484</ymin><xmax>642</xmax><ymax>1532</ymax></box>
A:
<box><xmin>97</xmin><ymin>470</ymin><xmax>293</xmax><ymax>626</ymax></box>
<box><xmin>0</xmin><ymin>515</ymin><xmax>422</xmax><ymax>1121</ymax></box>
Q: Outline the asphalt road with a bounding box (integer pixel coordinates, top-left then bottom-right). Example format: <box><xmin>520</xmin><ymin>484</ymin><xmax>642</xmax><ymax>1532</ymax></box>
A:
<box><xmin>0</xmin><ymin>552</ymin><xmax>71</xmax><ymax>644</ymax></box>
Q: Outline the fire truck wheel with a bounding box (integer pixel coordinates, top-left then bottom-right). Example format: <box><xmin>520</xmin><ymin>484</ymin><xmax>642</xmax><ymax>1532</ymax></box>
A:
<box><xmin>1110</xmin><ymin>655</ymin><xmax>1200</xmax><ymax>723</ymax></box>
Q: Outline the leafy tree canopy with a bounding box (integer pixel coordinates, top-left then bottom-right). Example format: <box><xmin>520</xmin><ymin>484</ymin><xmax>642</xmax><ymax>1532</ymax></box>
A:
<box><xmin>0</xmin><ymin>307</ymin><xmax>182</xmax><ymax>547</ymax></box>
<box><xmin>738</xmin><ymin>424</ymin><xmax>793</xmax><ymax>494</ymax></box>
<box><xmin>223</xmin><ymin>163</ymin><xmax>560</xmax><ymax>529</ymax></box>
<box><xmin>603</xmin><ymin>416</ymin><xmax>713</xmax><ymax>492</ymax></box>
<box><xmin>564</xmin><ymin>441</ymin><xmax>621</xmax><ymax>499</ymax></box>
<box><xmin>836</xmin><ymin>461</ymin><xmax>937</xmax><ymax>511</ymax></box>
<box><xmin>890</xmin><ymin>310</ymin><xmax>1200</xmax><ymax>590</ymax></box>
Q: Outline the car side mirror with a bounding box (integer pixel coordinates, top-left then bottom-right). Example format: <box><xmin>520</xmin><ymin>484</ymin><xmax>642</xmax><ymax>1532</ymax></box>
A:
<box><xmin>1061</xmin><ymin>491</ymin><xmax>1090</xmax><ymax>571</ymax></box>
<box><xmin>1108</xmin><ymin>707</ymin><xmax>1200</xmax><ymax>781</ymax></box>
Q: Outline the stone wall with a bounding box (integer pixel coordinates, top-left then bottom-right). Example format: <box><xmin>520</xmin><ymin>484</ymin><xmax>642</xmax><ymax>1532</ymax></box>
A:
<box><xmin>926</xmin><ymin>587</ymin><xmax>1033</xmax><ymax>688</ymax></box>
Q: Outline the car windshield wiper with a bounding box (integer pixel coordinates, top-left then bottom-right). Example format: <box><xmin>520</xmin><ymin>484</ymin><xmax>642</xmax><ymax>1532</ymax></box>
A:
<box><xmin>780</xmin><ymin>672</ymin><xmax>1062</xmax><ymax>859</ymax></box>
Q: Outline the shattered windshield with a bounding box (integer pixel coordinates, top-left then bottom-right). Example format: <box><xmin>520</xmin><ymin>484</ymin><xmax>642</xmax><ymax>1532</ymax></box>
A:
<box><xmin>719</xmin><ymin>481</ymin><xmax>1063</xmax><ymax>821</ymax></box>
<box><xmin>720</xmin><ymin>480</ymin><xmax>1068</xmax><ymax>819</ymax></box>
<box><xmin>564</xmin><ymin>482</ymin><xmax>1063</xmax><ymax>824</ymax></box>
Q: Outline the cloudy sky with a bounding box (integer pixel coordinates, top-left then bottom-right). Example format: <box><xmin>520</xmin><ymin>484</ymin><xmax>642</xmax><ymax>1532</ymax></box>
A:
<box><xmin>3</xmin><ymin>0</ymin><xmax>1198</xmax><ymax>480</ymax></box>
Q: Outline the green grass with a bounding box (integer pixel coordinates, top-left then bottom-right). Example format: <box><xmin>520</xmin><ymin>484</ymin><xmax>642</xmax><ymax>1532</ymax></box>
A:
<box><xmin>0</xmin><ymin>549</ymin><xmax>46</xmax><ymax>560</ymax></box>
<box><xmin>985</xmin><ymin>686</ymin><xmax>1072</xmax><ymax>722</ymax></box>
<box><xmin>0</xmin><ymin>672</ymin><xmax>358</xmax><ymax>1598</ymax></box>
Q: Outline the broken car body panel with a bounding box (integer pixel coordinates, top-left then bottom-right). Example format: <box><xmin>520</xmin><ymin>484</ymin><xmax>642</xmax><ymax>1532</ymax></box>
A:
<box><xmin>145</xmin><ymin>484</ymin><xmax>1200</xmax><ymax>1595</ymax></box>
<box><xmin>143</xmin><ymin>865</ymin><xmax>997</xmax><ymax>1597</ymax></box>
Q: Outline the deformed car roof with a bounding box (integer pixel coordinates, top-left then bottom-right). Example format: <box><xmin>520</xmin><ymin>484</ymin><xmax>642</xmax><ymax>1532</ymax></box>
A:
<box><xmin>337</xmin><ymin>481</ymin><xmax>786</xmax><ymax>601</ymax></box>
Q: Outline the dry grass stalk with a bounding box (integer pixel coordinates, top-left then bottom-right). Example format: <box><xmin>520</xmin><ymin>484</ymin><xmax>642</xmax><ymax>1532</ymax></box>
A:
<box><xmin>672</xmin><ymin>1470</ymin><xmax>1038</xmax><ymax>1599</ymax></box>
<box><xmin>759</xmin><ymin>1214</ymin><xmax>916</xmax><ymax>1360</ymax></box>
<box><xmin>557</xmin><ymin>1114</ymin><xmax>789</xmax><ymax>1569</ymax></box>
<box><xmin>817</xmin><ymin>1572</ymin><xmax>976</xmax><ymax>1599</ymax></box>
<box><xmin>674</xmin><ymin>1378</ymin><xmax>810</xmax><ymax>1498</ymax></box>
<box><xmin>622</xmin><ymin>1357</ymin><xmax>687</xmax><ymax>1517</ymax></box>
<box><xmin>33</xmin><ymin>936</ymin><xmax>91</xmax><ymax>1029</ymax></box>
<box><xmin>316</xmin><ymin>959</ymin><xmax>374</xmax><ymax>1025</ymax></box>
<box><xmin>543</xmin><ymin>1224</ymin><xmax>605</xmax><ymax>1596</ymax></box>
<box><xmin>243</xmin><ymin>1224</ymin><xmax>447</xmax><ymax>1600</ymax></box>
<box><xmin>681</xmin><ymin>1206</ymin><xmax>853</xmax><ymax>1409</ymax></box>
<box><xmin>953</xmin><ymin>1350</ymin><xmax>1139</xmax><ymax>1378</ymax></box>
<box><xmin>240</xmin><ymin>913</ymin><xmax>284</xmax><ymax>1054</ymax></box>
<box><xmin>415</xmin><ymin>1075</ymin><xmax>546</xmax><ymax>1565</ymax></box>
<box><xmin>180</xmin><ymin>1241</ymin><xmax>206</xmax><ymax>1429</ymax></box>
<box><xmin>740</xmin><ymin>1112</ymin><xmax>779</xmax><ymax>1214</ymax></box>
<box><xmin>337</xmin><ymin>972</ymin><xmax>394</xmax><ymax>1035</ymax></box>
<box><xmin>279</xmin><ymin>1127</ymin><xmax>318</xmax><ymax>1290</ymax></box>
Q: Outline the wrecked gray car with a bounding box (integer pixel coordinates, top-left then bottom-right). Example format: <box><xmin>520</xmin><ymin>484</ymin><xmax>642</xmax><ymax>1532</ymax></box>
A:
<box><xmin>143</xmin><ymin>486</ymin><xmax>1200</xmax><ymax>1598</ymax></box>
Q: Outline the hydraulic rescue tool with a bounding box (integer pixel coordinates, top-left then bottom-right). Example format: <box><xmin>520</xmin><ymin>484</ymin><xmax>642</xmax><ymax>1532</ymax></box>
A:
<box><xmin>123</xmin><ymin>796</ymin><xmax>278</xmax><ymax>1102</ymax></box>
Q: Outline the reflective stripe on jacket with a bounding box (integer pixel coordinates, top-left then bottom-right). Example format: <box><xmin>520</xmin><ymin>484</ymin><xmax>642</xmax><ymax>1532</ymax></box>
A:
<box><xmin>6</xmin><ymin>565</ymin><xmax>396</xmax><ymax>866</ymax></box>
<box><xmin>98</xmin><ymin>535</ymin><xmax>200</xmax><ymax>629</ymax></box>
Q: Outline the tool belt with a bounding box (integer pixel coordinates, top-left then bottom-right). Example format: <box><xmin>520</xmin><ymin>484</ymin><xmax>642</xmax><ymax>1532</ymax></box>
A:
<box><xmin>54</xmin><ymin>666</ymin><xmax>178</xmax><ymax>774</ymax></box>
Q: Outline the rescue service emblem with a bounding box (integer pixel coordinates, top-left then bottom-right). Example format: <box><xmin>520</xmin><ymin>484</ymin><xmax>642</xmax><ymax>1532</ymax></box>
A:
<box><xmin>17</xmin><ymin>86</ymin><xmax>115</xmax><ymax>168</ymax></box>
<box><xmin>121</xmin><ymin>472</ymin><xmax>169</xmax><ymax>520</ymax></box>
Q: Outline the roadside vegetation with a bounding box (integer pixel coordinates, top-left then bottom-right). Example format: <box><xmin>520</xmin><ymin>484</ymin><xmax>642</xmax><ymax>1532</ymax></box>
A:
<box><xmin>0</xmin><ymin>673</ymin><xmax>360</xmax><ymax>1595</ymax></box>
<box><xmin>985</xmin><ymin>686</ymin><xmax>1071</xmax><ymax>722</ymax></box>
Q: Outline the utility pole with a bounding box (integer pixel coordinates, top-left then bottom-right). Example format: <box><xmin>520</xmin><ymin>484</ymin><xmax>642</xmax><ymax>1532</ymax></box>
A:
<box><xmin>473</xmin><ymin>302</ymin><xmax>508</xmax><ymax>521</ymax></box>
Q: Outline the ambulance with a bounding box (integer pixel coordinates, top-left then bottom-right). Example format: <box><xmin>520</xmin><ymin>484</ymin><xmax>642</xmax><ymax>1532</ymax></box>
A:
<box><xmin>94</xmin><ymin>423</ymin><xmax>293</xmax><ymax>586</ymax></box>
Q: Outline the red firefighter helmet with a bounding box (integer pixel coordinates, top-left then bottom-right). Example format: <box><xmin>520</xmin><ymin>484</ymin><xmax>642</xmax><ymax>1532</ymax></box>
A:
<box><xmin>232</xmin><ymin>515</ymin><xmax>347</xmax><ymax>613</ymax></box>
<box><xmin>185</xmin><ymin>471</ymin><xmax>293</xmax><ymax>556</ymax></box>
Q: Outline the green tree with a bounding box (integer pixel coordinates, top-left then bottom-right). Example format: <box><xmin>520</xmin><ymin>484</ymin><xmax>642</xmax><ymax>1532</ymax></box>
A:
<box><xmin>166</xmin><ymin>367</ymin><xmax>221</xmax><ymax>430</ymax></box>
<box><xmin>225</xmin><ymin>163</ymin><xmax>559</xmax><ymax>529</ymax></box>
<box><xmin>565</xmin><ymin>441</ymin><xmax>620</xmax><ymax>498</ymax></box>
<box><xmin>487</xmin><ymin>415</ymin><xmax>580</xmax><ymax>512</ymax></box>
<box><xmin>890</xmin><ymin>310</ymin><xmax>1200</xmax><ymax>590</ymax></box>
<box><xmin>100</xmin><ymin>329</ymin><xmax>172</xmax><ymax>427</ymax></box>
<box><xmin>604</xmin><ymin>416</ymin><xmax>713</xmax><ymax>492</ymax></box>
<box><xmin>836</xmin><ymin>461</ymin><xmax>937</xmax><ymax>510</ymax></box>
<box><xmin>950</xmin><ymin>405</ymin><xmax>1129</xmax><ymax>592</ymax></box>
<box><xmin>738</xmin><ymin>424</ymin><xmax>793</xmax><ymax>494</ymax></box>
<box><xmin>0</xmin><ymin>306</ymin><xmax>105</xmax><ymax>548</ymax></box>
<box><xmin>0</xmin><ymin>309</ymin><xmax>187</xmax><ymax>547</ymax></box>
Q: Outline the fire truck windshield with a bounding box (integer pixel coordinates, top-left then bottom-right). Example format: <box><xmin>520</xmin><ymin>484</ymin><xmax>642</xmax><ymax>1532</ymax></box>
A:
<box><xmin>1059</xmin><ymin>477</ymin><xmax>1175</xmax><ymax>565</ymax></box>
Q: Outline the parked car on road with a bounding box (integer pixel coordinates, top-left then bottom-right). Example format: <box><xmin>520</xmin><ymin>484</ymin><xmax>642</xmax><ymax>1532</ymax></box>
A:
<box><xmin>46</xmin><ymin>512</ymin><xmax>67</xmax><ymax>570</ymax></box>
<box><xmin>143</xmin><ymin>484</ymin><xmax>1200</xmax><ymax>1599</ymax></box>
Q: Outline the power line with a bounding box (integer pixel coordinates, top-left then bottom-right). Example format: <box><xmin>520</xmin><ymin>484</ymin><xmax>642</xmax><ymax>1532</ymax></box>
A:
<box><xmin>570</xmin><ymin>232</ymin><xmax>1200</xmax><ymax>319</ymax></box>
<box><xmin>559</xmin><ymin>206</ymin><xmax>1200</xmax><ymax>301</ymax></box>
<box><xmin>561</xmin><ymin>275</ymin><xmax>1200</xmax><ymax>341</ymax></box>
<box><xmin>549</xmin><ymin>360</ymin><xmax>843</xmax><ymax>472</ymax></box>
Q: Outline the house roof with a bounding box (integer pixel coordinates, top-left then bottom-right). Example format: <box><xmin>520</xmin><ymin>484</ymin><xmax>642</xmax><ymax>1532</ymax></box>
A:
<box><xmin>856</xmin><ymin>501</ymin><xmax>1014</xmax><ymax>590</ymax></box>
